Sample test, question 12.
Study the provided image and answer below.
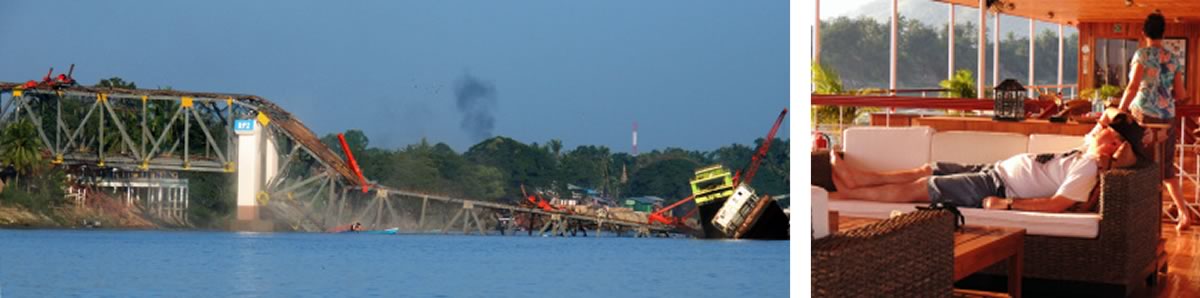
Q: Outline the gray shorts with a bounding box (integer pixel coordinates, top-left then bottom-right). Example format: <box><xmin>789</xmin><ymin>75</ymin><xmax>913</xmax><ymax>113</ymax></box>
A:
<box><xmin>926</xmin><ymin>162</ymin><xmax>1006</xmax><ymax>208</ymax></box>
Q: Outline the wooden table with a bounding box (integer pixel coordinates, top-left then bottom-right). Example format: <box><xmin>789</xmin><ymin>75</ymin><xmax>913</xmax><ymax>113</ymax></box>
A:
<box><xmin>839</xmin><ymin>217</ymin><xmax>1026</xmax><ymax>298</ymax></box>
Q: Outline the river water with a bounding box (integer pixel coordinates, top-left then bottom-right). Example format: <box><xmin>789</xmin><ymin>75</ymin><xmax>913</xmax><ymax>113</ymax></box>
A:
<box><xmin>0</xmin><ymin>229</ymin><xmax>788</xmax><ymax>297</ymax></box>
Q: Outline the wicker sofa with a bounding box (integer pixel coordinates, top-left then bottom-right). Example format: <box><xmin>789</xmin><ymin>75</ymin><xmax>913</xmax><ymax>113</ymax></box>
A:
<box><xmin>813</xmin><ymin>138</ymin><xmax>1162</xmax><ymax>296</ymax></box>
<box><xmin>812</xmin><ymin>209</ymin><xmax>956</xmax><ymax>297</ymax></box>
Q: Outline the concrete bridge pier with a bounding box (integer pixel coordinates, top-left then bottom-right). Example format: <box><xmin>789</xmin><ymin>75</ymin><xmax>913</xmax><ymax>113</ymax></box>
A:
<box><xmin>231</xmin><ymin>118</ymin><xmax>277</xmax><ymax>232</ymax></box>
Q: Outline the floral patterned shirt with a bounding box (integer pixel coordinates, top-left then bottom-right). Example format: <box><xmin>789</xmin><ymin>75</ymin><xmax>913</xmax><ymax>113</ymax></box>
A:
<box><xmin>1129</xmin><ymin>46</ymin><xmax>1183</xmax><ymax>119</ymax></box>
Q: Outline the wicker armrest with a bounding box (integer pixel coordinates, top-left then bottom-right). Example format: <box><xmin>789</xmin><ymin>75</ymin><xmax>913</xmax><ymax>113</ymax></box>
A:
<box><xmin>1011</xmin><ymin>161</ymin><xmax>1162</xmax><ymax>287</ymax></box>
<box><xmin>1097</xmin><ymin>161</ymin><xmax>1162</xmax><ymax>280</ymax></box>
<box><xmin>813</xmin><ymin>210</ymin><xmax>954</xmax><ymax>297</ymax></box>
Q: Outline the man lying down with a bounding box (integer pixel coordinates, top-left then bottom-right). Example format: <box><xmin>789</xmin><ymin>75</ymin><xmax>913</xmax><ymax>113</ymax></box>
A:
<box><xmin>829</xmin><ymin>111</ymin><xmax>1145</xmax><ymax>213</ymax></box>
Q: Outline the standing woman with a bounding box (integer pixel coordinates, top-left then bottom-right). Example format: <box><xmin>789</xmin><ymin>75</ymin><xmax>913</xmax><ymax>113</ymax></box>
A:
<box><xmin>1118</xmin><ymin>12</ymin><xmax>1192</xmax><ymax>230</ymax></box>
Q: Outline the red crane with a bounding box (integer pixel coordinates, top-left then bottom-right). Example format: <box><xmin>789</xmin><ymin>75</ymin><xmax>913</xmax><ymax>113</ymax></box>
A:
<box><xmin>647</xmin><ymin>108</ymin><xmax>788</xmax><ymax>227</ymax></box>
<box><xmin>647</xmin><ymin>195</ymin><xmax>695</xmax><ymax>226</ymax></box>
<box><xmin>520</xmin><ymin>185</ymin><xmax>569</xmax><ymax>213</ymax></box>
<box><xmin>337</xmin><ymin>133</ymin><xmax>370</xmax><ymax>193</ymax></box>
<box><xmin>734</xmin><ymin>108</ymin><xmax>788</xmax><ymax>188</ymax></box>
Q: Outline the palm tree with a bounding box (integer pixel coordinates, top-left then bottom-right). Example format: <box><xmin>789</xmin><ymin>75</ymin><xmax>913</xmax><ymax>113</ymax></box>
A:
<box><xmin>939</xmin><ymin>70</ymin><xmax>978</xmax><ymax>99</ymax></box>
<box><xmin>1</xmin><ymin>118</ymin><xmax>46</xmax><ymax>189</ymax></box>
<box><xmin>548</xmin><ymin>139</ymin><xmax>563</xmax><ymax>159</ymax></box>
<box><xmin>813</xmin><ymin>63</ymin><xmax>862</xmax><ymax>126</ymax></box>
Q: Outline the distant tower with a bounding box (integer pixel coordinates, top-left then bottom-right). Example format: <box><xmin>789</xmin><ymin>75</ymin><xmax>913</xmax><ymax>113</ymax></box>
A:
<box><xmin>632</xmin><ymin>121</ymin><xmax>638</xmax><ymax>156</ymax></box>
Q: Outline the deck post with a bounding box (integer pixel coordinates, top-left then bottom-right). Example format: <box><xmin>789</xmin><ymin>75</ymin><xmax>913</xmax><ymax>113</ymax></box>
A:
<box><xmin>948</xmin><ymin>3</ymin><xmax>955</xmax><ymax>80</ymax></box>
<box><xmin>1029</xmin><ymin>18</ymin><xmax>1035</xmax><ymax>86</ymax></box>
<box><xmin>977</xmin><ymin>0</ymin><xmax>986</xmax><ymax>98</ymax></box>
<box><xmin>419</xmin><ymin>196</ymin><xmax>428</xmax><ymax>230</ymax></box>
<box><xmin>529</xmin><ymin>212</ymin><xmax>537</xmax><ymax>236</ymax></box>
<box><xmin>560</xmin><ymin>217</ymin><xmax>567</xmax><ymax>236</ymax></box>
<box><xmin>993</xmin><ymin>11</ymin><xmax>999</xmax><ymax>87</ymax></box>
<box><xmin>470</xmin><ymin>209</ymin><xmax>487</xmax><ymax>236</ymax></box>
<box><xmin>373</xmin><ymin>196</ymin><xmax>385</xmax><ymax>229</ymax></box>
<box><xmin>462</xmin><ymin>207</ymin><xmax>471</xmax><ymax>235</ymax></box>
<box><xmin>443</xmin><ymin>207</ymin><xmax>464</xmax><ymax>234</ymax></box>
<box><xmin>1057</xmin><ymin>23</ymin><xmax>1064</xmax><ymax>93</ymax></box>
<box><xmin>889</xmin><ymin>0</ymin><xmax>897</xmax><ymax>94</ymax></box>
<box><xmin>538</xmin><ymin>214</ymin><xmax>555</xmax><ymax>236</ymax></box>
<box><xmin>814</xmin><ymin>0</ymin><xmax>820</xmax><ymax>66</ymax></box>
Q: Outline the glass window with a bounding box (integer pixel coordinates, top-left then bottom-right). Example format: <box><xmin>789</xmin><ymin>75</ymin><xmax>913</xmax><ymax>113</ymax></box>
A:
<box><xmin>1093</xmin><ymin>38</ymin><xmax>1139</xmax><ymax>88</ymax></box>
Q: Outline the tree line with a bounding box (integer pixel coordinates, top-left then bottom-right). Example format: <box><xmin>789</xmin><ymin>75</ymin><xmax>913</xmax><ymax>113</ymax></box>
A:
<box><xmin>323</xmin><ymin>130</ymin><xmax>789</xmax><ymax>207</ymax></box>
<box><xmin>819</xmin><ymin>16</ymin><xmax>1079</xmax><ymax>90</ymax></box>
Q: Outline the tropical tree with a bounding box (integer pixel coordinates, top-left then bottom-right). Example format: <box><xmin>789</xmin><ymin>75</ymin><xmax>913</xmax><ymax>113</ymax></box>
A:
<box><xmin>547</xmin><ymin>139</ymin><xmax>563</xmax><ymax>159</ymax></box>
<box><xmin>96</xmin><ymin>77</ymin><xmax>137</xmax><ymax>89</ymax></box>
<box><xmin>464</xmin><ymin>136</ymin><xmax>557</xmax><ymax>198</ymax></box>
<box><xmin>627</xmin><ymin>158</ymin><xmax>701</xmax><ymax>201</ymax></box>
<box><xmin>812</xmin><ymin>63</ymin><xmax>865</xmax><ymax>126</ymax></box>
<box><xmin>0</xmin><ymin>119</ymin><xmax>46</xmax><ymax>189</ymax></box>
<box><xmin>940</xmin><ymin>69</ymin><xmax>978</xmax><ymax>99</ymax></box>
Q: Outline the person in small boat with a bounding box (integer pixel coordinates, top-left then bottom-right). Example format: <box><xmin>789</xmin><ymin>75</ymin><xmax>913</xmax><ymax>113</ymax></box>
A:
<box><xmin>829</xmin><ymin>112</ymin><xmax>1144</xmax><ymax>213</ymax></box>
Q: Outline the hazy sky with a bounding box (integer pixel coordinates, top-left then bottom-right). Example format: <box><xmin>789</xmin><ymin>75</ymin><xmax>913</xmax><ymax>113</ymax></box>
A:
<box><xmin>819</xmin><ymin>0</ymin><xmax>866</xmax><ymax>17</ymax></box>
<box><xmin>0</xmin><ymin>1</ymin><xmax>788</xmax><ymax>153</ymax></box>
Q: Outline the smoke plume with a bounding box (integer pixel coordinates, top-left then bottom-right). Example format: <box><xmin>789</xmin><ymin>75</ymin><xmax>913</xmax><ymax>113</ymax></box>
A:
<box><xmin>454</xmin><ymin>74</ymin><xmax>498</xmax><ymax>142</ymax></box>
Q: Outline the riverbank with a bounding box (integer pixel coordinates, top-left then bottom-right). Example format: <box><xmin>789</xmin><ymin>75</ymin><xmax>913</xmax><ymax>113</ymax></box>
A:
<box><xmin>0</xmin><ymin>203</ymin><xmax>171</xmax><ymax>230</ymax></box>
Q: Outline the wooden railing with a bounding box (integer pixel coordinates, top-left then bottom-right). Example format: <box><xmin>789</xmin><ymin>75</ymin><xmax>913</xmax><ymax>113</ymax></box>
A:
<box><xmin>811</xmin><ymin>95</ymin><xmax>994</xmax><ymax>110</ymax></box>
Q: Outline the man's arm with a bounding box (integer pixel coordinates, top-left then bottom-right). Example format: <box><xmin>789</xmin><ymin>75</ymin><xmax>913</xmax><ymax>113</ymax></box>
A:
<box><xmin>983</xmin><ymin>195</ymin><xmax>1079</xmax><ymax>213</ymax></box>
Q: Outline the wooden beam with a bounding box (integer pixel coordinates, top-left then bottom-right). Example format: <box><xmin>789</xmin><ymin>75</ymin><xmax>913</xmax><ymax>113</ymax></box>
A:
<box><xmin>443</xmin><ymin>208</ymin><xmax>464</xmax><ymax>234</ymax></box>
<box><xmin>471</xmin><ymin>210</ymin><xmax>487</xmax><ymax>236</ymax></box>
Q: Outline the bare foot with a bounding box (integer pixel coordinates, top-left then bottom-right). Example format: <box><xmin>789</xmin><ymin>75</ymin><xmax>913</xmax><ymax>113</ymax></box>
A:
<box><xmin>920</xmin><ymin>163</ymin><xmax>933</xmax><ymax>174</ymax></box>
<box><xmin>830</xmin><ymin>152</ymin><xmax>860</xmax><ymax>190</ymax></box>
<box><xmin>1177</xmin><ymin>211</ymin><xmax>1193</xmax><ymax>232</ymax></box>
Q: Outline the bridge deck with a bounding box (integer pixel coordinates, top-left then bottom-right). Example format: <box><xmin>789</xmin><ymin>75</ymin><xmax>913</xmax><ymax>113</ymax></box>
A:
<box><xmin>376</xmin><ymin>186</ymin><xmax>674</xmax><ymax>232</ymax></box>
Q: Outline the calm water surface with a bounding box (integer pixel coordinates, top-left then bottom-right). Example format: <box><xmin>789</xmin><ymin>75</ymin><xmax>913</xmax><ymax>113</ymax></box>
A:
<box><xmin>0</xmin><ymin>229</ymin><xmax>787</xmax><ymax>297</ymax></box>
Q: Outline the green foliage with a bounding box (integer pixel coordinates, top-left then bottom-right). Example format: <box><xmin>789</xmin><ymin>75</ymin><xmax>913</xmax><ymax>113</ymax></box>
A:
<box><xmin>0</xmin><ymin>169</ymin><xmax>66</xmax><ymax>213</ymax></box>
<box><xmin>547</xmin><ymin>139</ymin><xmax>563</xmax><ymax>158</ymax></box>
<box><xmin>939</xmin><ymin>70</ymin><xmax>977</xmax><ymax>99</ymax></box>
<box><xmin>819</xmin><ymin>16</ymin><xmax>1079</xmax><ymax>89</ymax></box>
<box><xmin>812</xmin><ymin>63</ymin><xmax>844</xmax><ymax>95</ymax></box>
<box><xmin>1081</xmin><ymin>84</ymin><xmax>1123</xmax><ymax>101</ymax></box>
<box><xmin>95</xmin><ymin>77</ymin><xmax>137</xmax><ymax>89</ymax></box>
<box><xmin>311</xmin><ymin>130</ymin><xmax>788</xmax><ymax>206</ymax></box>
<box><xmin>0</xmin><ymin>118</ymin><xmax>46</xmax><ymax>178</ymax></box>
<box><xmin>627</xmin><ymin>158</ymin><xmax>700</xmax><ymax>201</ymax></box>
<box><xmin>745</xmin><ymin>138</ymin><xmax>789</xmax><ymax>195</ymax></box>
<box><xmin>559</xmin><ymin>145</ymin><xmax>614</xmax><ymax>195</ymax></box>
<box><xmin>182</xmin><ymin>172</ymin><xmax>235</xmax><ymax>228</ymax></box>
<box><xmin>465</xmin><ymin>136</ymin><xmax>558</xmax><ymax>199</ymax></box>
<box><xmin>812</xmin><ymin>63</ymin><xmax>879</xmax><ymax>126</ymax></box>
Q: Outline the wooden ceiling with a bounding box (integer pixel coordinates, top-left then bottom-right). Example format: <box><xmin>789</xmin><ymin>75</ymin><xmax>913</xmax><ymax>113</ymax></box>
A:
<box><xmin>935</xmin><ymin>0</ymin><xmax>1200</xmax><ymax>25</ymax></box>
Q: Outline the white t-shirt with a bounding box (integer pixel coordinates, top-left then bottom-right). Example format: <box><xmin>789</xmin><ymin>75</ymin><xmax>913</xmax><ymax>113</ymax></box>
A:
<box><xmin>994</xmin><ymin>147</ymin><xmax>1099</xmax><ymax>202</ymax></box>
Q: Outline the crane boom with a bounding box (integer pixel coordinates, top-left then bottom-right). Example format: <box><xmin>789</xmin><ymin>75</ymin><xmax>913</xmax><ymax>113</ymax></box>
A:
<box><xmin>737</xmin><ymin>108</ymin><xmax>788</xmax><ymax>187</ymax></box>
<box><xmin>648</xmin><ymin>195</ymin><xmax>695</xmax><ymax>225</ymax></box>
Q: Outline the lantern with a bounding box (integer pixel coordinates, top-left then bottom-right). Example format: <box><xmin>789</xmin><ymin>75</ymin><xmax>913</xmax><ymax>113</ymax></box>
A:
<box><xmin>993</xmin><ymin>79</ymin><xmax>1027</xmax><ymax>121</ymax></box>
<box><xmin>812</xmin><ymin>131</ymin><xmax>829</xmax><ymax>151</ymax></box>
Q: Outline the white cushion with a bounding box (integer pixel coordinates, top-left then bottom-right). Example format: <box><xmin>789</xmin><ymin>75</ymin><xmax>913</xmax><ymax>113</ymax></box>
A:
<box><xmin>812</xmin><ymin>187</ymin><xmax>830</xmax><ymax>239</ymax></box>
<box><xmin>1028</xmin><ymin>134</ymin><xmax>1085</xmax><ymax>154</ymax></box>
<box><xmin>843</xmin><ymin>126</ymin><xmax>934</xmax><ymax>172</ymax></box>
<box><xmin>932</xmin><ymin>131</ymin><xmax>1028</xmax><ymax>165</ymax></box>
<box><xmin>826</xmin><ymin>200</ymin><xmax>1100</xmax><ymax>238</ymax></box>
